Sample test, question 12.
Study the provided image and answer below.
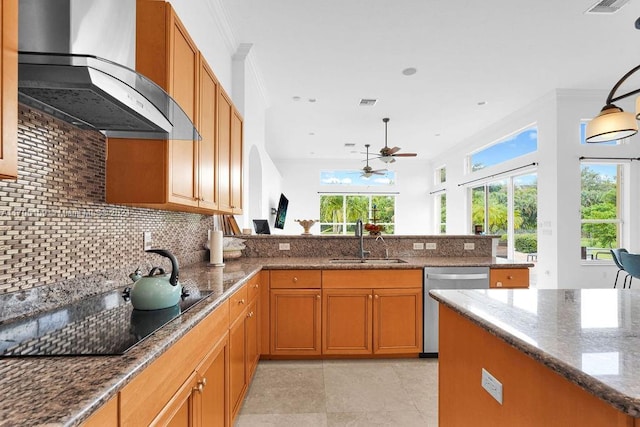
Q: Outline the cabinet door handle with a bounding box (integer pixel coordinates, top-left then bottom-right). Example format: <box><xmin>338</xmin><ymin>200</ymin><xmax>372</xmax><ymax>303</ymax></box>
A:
<box><xmin>254</xmin><ymin>283</ymin><xmax>259</xmax><ymax>289</ymax></box>
<box><xmin>508</xmin><ymin>275</ymin><xmax>513</xmax><ymax>280</ymax></box>
<box><xmin>239</xmin><ymin>298</ymin><xmax>245</xmax><ymax>305</ymax></box>
<box><xmin>247</xmin><ymin>311</ymin><xmax>254</xmax><ymax>318</ymax></box>
<box><xmin>374</xmin><ymin>294</ymin><xmax>379</xmax><ymax>299</ymax></box>
<box><xmin>316</xmin><ymin>294</ymin><xmax>321</xmax><ymax>299</ymax></box>
<box><xmin>369</xmin><ymin>294</ymin><xmax>372</xmax><ymax>300</ymax></box>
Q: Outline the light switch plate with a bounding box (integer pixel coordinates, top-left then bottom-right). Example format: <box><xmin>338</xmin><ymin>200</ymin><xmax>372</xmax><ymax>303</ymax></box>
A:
<box><xmin>279</xmin><ymin>243</ymin><xmax>290</xmax><ymax>250</ymax></box>
<box><xmin>143</xmin><ymin>231</ymin><xmax>152</xmax><ymax>251</ymax></box>
<box><xmin>413</xmin><ymin>242</ymin><xmax>425</xmax><ymax>250</ymax></box>
<box><xmin>481</xmin><ymin>368</ymin><xmax>503</xmax><ymax>404</ymax></box>
<box><xmin>425</xmin><ymin>242</ymin><xmax>437</xmax><ymax>250</ymax></box>
<box><xmin>464</xmin><ymin>242</ymin><xmax>475</xmax><ymax>250</ymax></box>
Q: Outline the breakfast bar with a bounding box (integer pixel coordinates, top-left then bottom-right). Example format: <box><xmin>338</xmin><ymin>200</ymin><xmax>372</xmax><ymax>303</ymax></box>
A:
<box><xmin>430</xmin><ymin>288</ymin><xmax>640</xmax><ymax>426</ymax></box>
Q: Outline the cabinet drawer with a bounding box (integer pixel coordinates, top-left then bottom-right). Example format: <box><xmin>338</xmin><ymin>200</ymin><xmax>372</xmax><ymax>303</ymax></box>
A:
<box><xmin>270</xmin><ymin>270</ymin><xmax>321</xmax><ymax>289</ymax></box>
<box><xmin>322</xmin><ymin>269</ymin><xmax>422</xmax><ymax>289</ymax></box>
<box><xmin>229</xmin><ymin>284</ymin><xmax>248</xmax><ymax>321</ymax></box>
<box><xmin>247</xmin><ymin>274</ymin><xmax>260</xmax><ymax>302</ymax></box>
<box><xmin>490</xmin><ymin>268</ymin><xmax>529</xmax><ymax>288</ymax></box>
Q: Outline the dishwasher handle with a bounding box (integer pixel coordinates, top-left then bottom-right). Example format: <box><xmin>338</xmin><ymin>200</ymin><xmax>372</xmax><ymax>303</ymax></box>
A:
<box><xmin>426</xmin><ymin>273</ymin><xmax>488</xmax><ymax>280</ymax></box>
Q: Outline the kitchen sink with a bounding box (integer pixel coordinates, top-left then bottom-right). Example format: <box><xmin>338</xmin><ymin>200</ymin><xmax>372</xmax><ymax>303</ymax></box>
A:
<box><xmin>329</xmin><ymin>258</ymin><xmax>407</xmax><ymax>264</ymax></box>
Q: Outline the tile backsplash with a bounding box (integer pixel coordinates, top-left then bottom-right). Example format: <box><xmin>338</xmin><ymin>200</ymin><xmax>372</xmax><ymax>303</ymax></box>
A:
<box><xmin>0</xmin><ymin>105</ymin><xmax>213</xmax><ymax>297</ymax></box>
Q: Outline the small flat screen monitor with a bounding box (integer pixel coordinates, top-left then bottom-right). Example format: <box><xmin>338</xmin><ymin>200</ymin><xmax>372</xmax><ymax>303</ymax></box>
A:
<box><xmin>274</xmin><ymin>193</ymin><xmax>288</xmax><ymax>230</ymax></box>
<box><xmin>253</xmin><ymin>219</ymin><xmax>270</xmax><ymax>235</ymax></box>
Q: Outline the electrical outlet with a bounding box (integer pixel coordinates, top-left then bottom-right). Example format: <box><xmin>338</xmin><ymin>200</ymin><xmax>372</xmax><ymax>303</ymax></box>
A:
<box><xmin>279</xmin><ymin>243</ymin><xmax>290</xmax><ymax>251</ymax></box>
<box><xmin>464</xmin><ymin>242</ymin><xmax>475</xmax><ymax>250</ymax></box>
<box><xmin>143</xmin><ymin>231</ymin><xmax>152</xmax><ymax>251</ymax></box>
<box><xmin>481</xmin><ymin>368</ymin><xmax>503</xmax><ymax>404</ymax></box>
<box><xmin>425</xmin><ymin>242</ymin><xmax>437</xmax><ymax>250</ymax></box>
<box><xmin>413</xmin><ymin>242</ymin><xmax>424</xmax><ymax>250</ymax></box>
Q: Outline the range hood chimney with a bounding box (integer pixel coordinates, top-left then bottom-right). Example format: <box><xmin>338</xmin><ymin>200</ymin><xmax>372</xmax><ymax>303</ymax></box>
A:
<box><xmin>18</xmin><ymin>0</ymin><xmax>199</xmax><ymax>140</ymax></box>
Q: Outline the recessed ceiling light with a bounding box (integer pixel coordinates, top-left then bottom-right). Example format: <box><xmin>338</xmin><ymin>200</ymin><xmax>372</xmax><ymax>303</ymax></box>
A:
<box><xmin>402</xmin><ymin>67</ymin><xmax>417</xmax><ymax>76</ymax></box>
<box><xmin>477</xmin><ymin>101</ymin><xmax>487</xmax><ymax>106</ymax></box>
<box><xmin>309</xmin><ymin>132</ymin><xmax>315</xmax><ymax>136</ymax></box>
<box><xmin>292</xmin><ymin>96</ymin><xmax>301</xmax><ymax>101</ymax></box>
<box><xmin>435</xmin><ymin>133</ymin><xmax>441</xmax><ymax>137</ymax></box>
<box><xmin>308</xmin><ymin>98</ymin><xmax>317</xmax><ymax>103</ymax></box>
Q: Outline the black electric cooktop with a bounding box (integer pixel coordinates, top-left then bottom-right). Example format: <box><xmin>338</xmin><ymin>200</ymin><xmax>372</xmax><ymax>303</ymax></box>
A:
<box><xmin>0</xmin><ymin>287</ymin><xmax>212</xmax><ymax>357</ymax></box>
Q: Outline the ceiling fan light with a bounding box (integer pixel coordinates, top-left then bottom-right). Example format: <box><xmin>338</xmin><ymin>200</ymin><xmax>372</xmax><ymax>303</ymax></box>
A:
<box><xmin>585</xmin><ymin>104</ymin><xmax>638</xmax><ymax>143</ymax></box>
<box><xmin>379</xmin><ymin>156</ymin><xmax>394</xmax><ymax>163</ymax></box>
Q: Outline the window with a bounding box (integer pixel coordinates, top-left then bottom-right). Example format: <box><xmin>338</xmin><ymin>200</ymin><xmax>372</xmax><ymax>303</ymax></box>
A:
<box><xmin>435</xmin><ymin>166</ymin><xmax>446</xmax><ymax>184</ymax></box>
<box><xmin>320</xmin><ymin>170</ymin><xmax>396</xmax><ymax>186</ymax></box>
<box><xmin>470</xmin><ymin>173</ymin><xmax>537</xmax><ymax>260</ymax></box>
<box><xmin>436</xmin><ymin>193</ymin><xmax>446</xmax><ymax>234</ymax></box>
<box><xmin>580</xmin><ymin>162</ymin><xmax>623</xmax><ymax>261</ymax></box>
<box><xmin>468</xmin><ymin>126</ymin><xmax>537</xmax><ymax>172</ymax></box>
<box><xmin>319</xmin><ymin>194</ymin><xmax>395</xmax><ymax>235</ymax></box>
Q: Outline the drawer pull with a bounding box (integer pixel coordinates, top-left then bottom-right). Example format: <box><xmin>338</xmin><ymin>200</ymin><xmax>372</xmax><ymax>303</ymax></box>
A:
<box><xmin>293</xmin><ymin>277</ymin><xmax>298</xmax><ymax>283</ymax></box>
<box><xmin>316</xmin><ymin>294</ymin><xmax>321</xmax><ymax>299</ymax></box>
<box><xmin>369</xmin><ymin>294</ymin><xmax>372</xmax><ymax>300</ymax></box>
<box><xmin>239</xmin><ymin>299</ymin><xmax>245</xmax><ymax>305</ymax></box>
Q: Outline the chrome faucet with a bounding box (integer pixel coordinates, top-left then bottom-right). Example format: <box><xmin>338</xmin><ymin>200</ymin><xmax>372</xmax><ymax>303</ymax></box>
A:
<box><xmin>375</xmin><ymin>234</ymin><xmax>389</xmax><ymax>259</ymax></box>
<box><xmin>355</xmin><ymin>219</ymin><xmax>370</xmax><ymax>260</ymax></box>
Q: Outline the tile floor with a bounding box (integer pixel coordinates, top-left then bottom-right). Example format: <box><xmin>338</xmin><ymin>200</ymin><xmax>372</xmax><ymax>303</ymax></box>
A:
<box><xmin>235</xmin><ymin>358</ymin><xmax>439</xmax><ymax>426</ymax></box>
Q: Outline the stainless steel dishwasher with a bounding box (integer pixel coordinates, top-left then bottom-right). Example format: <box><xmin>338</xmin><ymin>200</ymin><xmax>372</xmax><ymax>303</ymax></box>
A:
<box><xmin>421</xmin><ymin>266</ymin><xmax>489</xmax><ymax>357</ymax></box>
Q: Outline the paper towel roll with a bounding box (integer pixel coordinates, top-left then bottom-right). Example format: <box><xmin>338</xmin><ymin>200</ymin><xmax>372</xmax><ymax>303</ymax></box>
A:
<box><xmin>209</xmin><ymin>230</ymin><xmax>224</xmax><ymax>266</ymax></box>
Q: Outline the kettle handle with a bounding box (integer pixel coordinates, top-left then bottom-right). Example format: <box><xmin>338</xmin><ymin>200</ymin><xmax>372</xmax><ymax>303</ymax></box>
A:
<box><xmin>145</xmin><ymin>249</ymin><xmax>179</xmax><ymax>286</ymax></box>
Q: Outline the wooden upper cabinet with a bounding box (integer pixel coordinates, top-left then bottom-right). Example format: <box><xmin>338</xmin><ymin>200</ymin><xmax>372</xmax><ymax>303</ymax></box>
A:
<box><xmin>0</xmin><ymin>0</ymin><xmax>17</xmax><ymax>180</ymax></box>
<box><xmin>217</xmin><ymin>89</ymin><xmax>233</xmax><ymax>213</ymax></box>
<box><xmin>217</xmin><ymin>87</ymin><xmax>243</xmax><ymax>215</ymax></box>
<box><xmin>106</xmin><ymin>1</ymin><xmax>231</xmax><ymax>214</ymax></box>
<box><xmin>230</xmin><ymin>108</ymin><xmax>243</xmax><ymax>214</ymax></box>
<box><xmin>197</xmin><ymin>59</ymin><xmax>219</xmax><ymax>211</ymax></box>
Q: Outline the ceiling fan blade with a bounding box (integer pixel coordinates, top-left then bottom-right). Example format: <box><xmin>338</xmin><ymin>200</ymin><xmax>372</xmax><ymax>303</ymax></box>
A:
<box><xmin>393</xmin><ymin>153</ymin><xmax>417</xmax><ymax>157</ymax></box>
<box><xmin>388</xmin><ymin>146</ymin><xmax>401</xmax><ymax>154</ymax></box>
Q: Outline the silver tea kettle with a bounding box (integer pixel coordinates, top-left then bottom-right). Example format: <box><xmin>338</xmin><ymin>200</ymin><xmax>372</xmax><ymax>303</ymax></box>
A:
<box><xmin>128</xmin><ymin>249</ymin><xmax>182</xmax><ymax>310</ymax></box>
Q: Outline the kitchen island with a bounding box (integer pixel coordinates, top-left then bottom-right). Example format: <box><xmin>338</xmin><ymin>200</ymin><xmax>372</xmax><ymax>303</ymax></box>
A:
<box><xmin>0</xmin><ymin>256</ymin><xmax>528</xmax><ymax>426</ymax></box>
<box><xmin>430</xmin><ymin>288</ymin><xmax>640</xmax><ymax>426</ymax></box>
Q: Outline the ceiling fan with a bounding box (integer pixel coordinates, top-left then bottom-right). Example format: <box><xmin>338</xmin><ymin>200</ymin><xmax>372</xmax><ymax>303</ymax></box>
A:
<box><xmin>361</xmin><ymin>144</ymin><xmax>387</xmax><ymax>178</ymax></box>
<box><xmin>376</xmin><ymin>117</ymin><xmax>417</xmax><ymax>163</ymax></box>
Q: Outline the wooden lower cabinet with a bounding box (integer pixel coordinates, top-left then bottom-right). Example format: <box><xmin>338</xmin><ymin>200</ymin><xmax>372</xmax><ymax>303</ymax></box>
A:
<box><xmin>270</xmin><ymin>288</ymin><xmax>322</xmax><ymax>356</ymax></box>
<box><xmin>373</xmin><ymin>288</ymin><xmax>422</xmax><ymax>354</ymax></box>
<box><xmin>229</xmin><ymin>276</ymin><xmax>261</xmax><ymax>423</ymax></box>
<box><xmin>439</xmin><ymin>304</ymin><xmax>629</xmax><ymax>426</ymax></box>
<box><xmin>322</xmin><ymin>289</ymin><xmax>372</xmax><ymax>354</ymax></box>
<box><xmin>322</xmin><ymin>287</ymin><xmax>422</xmax><ymax>355</ymax></box>
<box><xmin>229</xmin><ymin>310</ymin><xmax>246</xmax><ymax>421</ymax></box>
<box><xmin>119</xmin><ymin>300</ymin><xmax>230</xmax><ymax>427</ymax></box>
<box><xmin>197</xmin><ymin>334</ymin><xmax>229</xmax><ymax>427</ymax></box>
<box><xmin>490</xmin><ymin>268</ymin><xmax>529</xmax><ymax>288</ymax></box>
<box><xmin>81</xmin><ymin>396</ymin><xmax>118</xmax><ymax>427</ymax></box>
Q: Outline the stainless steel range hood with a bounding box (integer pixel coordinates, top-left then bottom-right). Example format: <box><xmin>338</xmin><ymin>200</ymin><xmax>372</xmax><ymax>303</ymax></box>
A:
<box><xmin>18</xmin><ymin>0</ymin><xmax>200</xmax><ymax>140</ymax></box>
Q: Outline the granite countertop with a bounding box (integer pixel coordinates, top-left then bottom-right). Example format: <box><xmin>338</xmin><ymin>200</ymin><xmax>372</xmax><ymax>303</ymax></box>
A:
<box><xmin>430</xmin><ymin>288</ymin><xmax>640</xmax><ymax>417</ymax></box>
<box><xmin>257</xmin><ymin>256</ymin><xmax>531</xmax><ymax>269</ymax></box>
<box><xmin>0</xmin><ymin>255</ymin><xmax>530</xmax><ymax>426</ymax></box>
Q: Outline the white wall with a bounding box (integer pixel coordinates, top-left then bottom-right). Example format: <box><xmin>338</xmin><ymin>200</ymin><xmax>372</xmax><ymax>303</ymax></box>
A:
<box><xmin>274</xmin><ymin>158</ymin><xmax>431</xmax><ymax>236</ymax></box>
<box><xmin>429</xmin><ymin>89</ymin><xmax>640</xmax><ymax>289</ymax></box>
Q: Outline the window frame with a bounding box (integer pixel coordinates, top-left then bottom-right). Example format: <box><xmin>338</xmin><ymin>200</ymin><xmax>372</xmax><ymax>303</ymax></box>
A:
<box><xmin>579</xmin><ymin>161</ymin><xmax>626</xmax><ymax>263</ymax></box>
<box><xmin>318</xmin><ymin>193</ymin><xmax>396</xmax><ymax>235</ymax></box>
